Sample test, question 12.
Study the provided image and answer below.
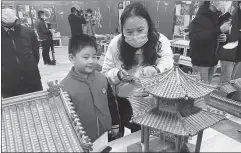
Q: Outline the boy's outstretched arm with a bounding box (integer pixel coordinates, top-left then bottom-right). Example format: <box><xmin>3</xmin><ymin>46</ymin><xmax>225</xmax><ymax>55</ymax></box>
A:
<box><xmin>107</xmin><ymin>82</ymin><xmax>120</xmax><ymax>127</ymax></box>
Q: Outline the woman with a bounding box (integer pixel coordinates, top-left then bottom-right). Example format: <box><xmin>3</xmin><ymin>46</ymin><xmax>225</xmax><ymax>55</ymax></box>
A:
<box><xmin>101</xmin><ymin>3</ymin><xmax>173</xmax><ymax>136</ymax></box>
<box><xmin>189</xmin><ymin>1</ymin><xmax>231</xmax><ymax>83</ymax></box>
<box><xmin>219</xmin><ymin>1</ymin><xmax>241</xmax><ymax>84</ymax></box>
<box><xmin>83</xmin><ymin>9</ymin><xmax>96</xmax><ymax>38</ymax></box>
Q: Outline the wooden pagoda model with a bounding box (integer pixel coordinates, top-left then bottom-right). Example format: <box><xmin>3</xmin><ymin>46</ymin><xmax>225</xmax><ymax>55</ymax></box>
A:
<box><xmin>127</xmin><ymin>54</ymin><xmax>226</xmax><ymax>152</ymax></box>
<box><xmin>206</xmin><ymin>78</ymin><xmax>241</xmax><ymax>118</ymax></box>
<box><xmin>1</xmin><ymin>81</ymin><xmax>93</xmax><ymax>152</ymax></box>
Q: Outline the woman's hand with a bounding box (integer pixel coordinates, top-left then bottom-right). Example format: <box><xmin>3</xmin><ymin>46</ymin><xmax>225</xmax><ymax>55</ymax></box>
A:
<box><xmin>220</xmin><ymin>21</ymin><xmax>231</xmax><ymax>33</ymax></box>
<box><xmin>218</xmin><ymin>34</ymin><xmax>227</xmax><ymax>43</ymax></box>
<box><xmin>117</xmin><ymin>69</ymin><xmax>136</xmax><ymax>83</ymax></box>
<box><xmin>142</xmin><ymin>66</ymin><xmax>159</xmax><ymax>76</ymax></box>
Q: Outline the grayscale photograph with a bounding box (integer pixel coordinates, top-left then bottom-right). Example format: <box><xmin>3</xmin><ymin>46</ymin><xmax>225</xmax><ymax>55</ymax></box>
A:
<box><xmin>1</xmin><ymin>0</ymin><xmax>241</xmax><ymax>152</ymax></box>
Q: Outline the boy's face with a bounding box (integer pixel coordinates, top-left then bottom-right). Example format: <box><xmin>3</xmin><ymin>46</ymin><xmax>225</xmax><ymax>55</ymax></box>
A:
<box><xmin>69</xmin><ymin>46</ymin><xmax>97</xmax><ymax>74</ymax></box>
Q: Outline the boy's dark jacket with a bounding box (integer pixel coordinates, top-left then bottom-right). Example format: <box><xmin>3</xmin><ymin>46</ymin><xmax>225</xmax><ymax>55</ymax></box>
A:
<box><xmin>189</xmin><ymin>3</ymin><xmax>231</xmax><ymax>67</ymax></box>
<box><xmin>35</xmin><ymin>18</ymin><xmax>52</xmax><ymax>40</ymax></box>
<box><xmin>1</xmin><ymin>24</ymin><xmax>41</xmax><ymax>90</ymax></box>
<box><xmin>61</xmin><ymin>67</ymin><xmax>120</xmax><ymax>141</ymax></box>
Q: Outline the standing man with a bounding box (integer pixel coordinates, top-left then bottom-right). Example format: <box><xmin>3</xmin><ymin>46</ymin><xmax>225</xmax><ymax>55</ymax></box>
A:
<box><xmin>189</xmin><ymin>1</ymin><xmax>231</xmax><ymax>83</ymax></box>
<box><xmin>35</xmin><ymin>10</ymin><xmax>54</xmax><ymax>65</ymax></box>
<box><xmin>68</xmin><ymin>7</ymin><xmax>86</xmax><ymax>37</ymax></box>
<box><xmin>2</xmin><ymin>8</ymin><xmax>43</xmax><ymax>98</ymax></box>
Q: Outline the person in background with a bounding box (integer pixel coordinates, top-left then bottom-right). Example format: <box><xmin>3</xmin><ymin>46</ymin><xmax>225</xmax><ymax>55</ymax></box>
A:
<box><xmin>189</xmin><ymin>1</ymin><xmax>231</xmax><ymax>83</ymax></box>
<box><xmin>83</xmin><ymin>9</ymin><xmax>96</xmax><ymax>38</ymax></box>
<box><xmin>101</xmin><ymin>3</ymin><xmax>173</xmax><ymax>136</ymax></box>
<box><xmin>219</xmin><ymin>1</ymin><xmax>241</xmax><ymax>84</ymax></box>
<box><xmin>61</xmin><ymin>34</ymin><xmax>120</xmax><ymax>142</ymax></box>
<box><xmin>77</xmin><ymin>9</ymin><xmax>87</xmax><ymax>25</ymax></box>
<box><xmin>68</xmin><ymin>7</ymin><xmax>85</xmax><ymax>37</ymax></box>
<box><xmin>77</xmin><ymin>9</ymin><xmax>87</xmax><ymax>36</ymax></box>
<box><xmin>35</xmin><ymin>10</ymin><xmax>55</xmax><ymax>65</ymax></box>
<box><xmin>78</xmin><ymin>10</ymin><xmax>85</xmax><ymax>20</ymax></box>
<box><xmin>2</xmin><ymin>8</ymin><xmax>43</xmax><ymax>98</ymax></box>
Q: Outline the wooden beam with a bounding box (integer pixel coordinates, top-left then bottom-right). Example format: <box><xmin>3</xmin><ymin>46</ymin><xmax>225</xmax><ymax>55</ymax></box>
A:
<box><xmin>195</xmin><ymin>130</ymin><xmax>203</xmax><ymax>153</ymax></box>
<box><xmin>144</xmin><ymin>127</ymin><xmax>149</xmax><ymax>152</ymax></box>
<box><xmin>175</xmin><ymin>135</ymin><xmax>182</xmax><ymax>153</ymax></box>
<box><xmin>141</xmin><ymin>126</ymin><xmax>144</xmax><ymax>143</ymax></box>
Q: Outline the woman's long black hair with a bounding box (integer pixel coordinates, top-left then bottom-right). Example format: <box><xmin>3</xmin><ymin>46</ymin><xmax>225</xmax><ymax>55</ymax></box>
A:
<box><xmin>118</xmin><ymin>2</ymin><xmax>160</xmax><ymax>70</ymax></box>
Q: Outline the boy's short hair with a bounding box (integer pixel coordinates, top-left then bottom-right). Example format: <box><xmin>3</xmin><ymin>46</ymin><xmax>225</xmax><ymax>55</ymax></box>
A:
<box><xmin>69</xmin><ymin>34</ymin><xmax>97</xmax><ymax>56</ymax></box>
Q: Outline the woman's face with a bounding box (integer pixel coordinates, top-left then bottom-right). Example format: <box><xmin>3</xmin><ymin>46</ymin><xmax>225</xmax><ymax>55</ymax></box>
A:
<box><xmin>123</xmin><ymin>16</ymin><xmax>149</xmax><ymax>37</ymax></box>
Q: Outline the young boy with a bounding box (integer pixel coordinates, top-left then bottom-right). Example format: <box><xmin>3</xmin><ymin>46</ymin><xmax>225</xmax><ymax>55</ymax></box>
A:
<box><xmin>61</xmin><ymin>34</ymin><xmax>120</xmax><ymax>142</ymax></box>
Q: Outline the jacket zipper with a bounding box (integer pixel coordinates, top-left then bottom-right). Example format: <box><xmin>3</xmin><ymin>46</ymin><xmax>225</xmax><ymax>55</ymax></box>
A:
<box><xmin>87</xmin><ymin>84</ymin><xmax>100</xmax><ymax>137</ymax></box>
<box><xmin>11</xmin><ymin>39</ymin><xmax>20</xmax><ymax>64</ymax></box>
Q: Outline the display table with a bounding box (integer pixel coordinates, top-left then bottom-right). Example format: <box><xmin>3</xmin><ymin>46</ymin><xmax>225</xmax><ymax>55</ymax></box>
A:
<box><xmin>38</xmin><ymin>36</ymin><xmax>63</xmax><ymax>48</ymax></box>
<box><xmin>171</xmin><ymin>39</ymin><xmax>190</xmax><ymax>56</ymax></box>
<box><xmin>109</xmin><ymin>115</ymin><xmax>241</xmax><ymax>152</ymax></box>
<box><xmin>95</xmin><ymin>34</ymin><xmax>107</xmax><ymax>41</ymax></box>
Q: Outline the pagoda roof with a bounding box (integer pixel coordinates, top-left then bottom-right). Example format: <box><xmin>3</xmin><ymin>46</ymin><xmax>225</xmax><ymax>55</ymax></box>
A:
<box><xmin>1</xmin><ymin>81</ymin><xmax>92</xmax><ymax>152</ymax></box>
<box><xmin>219</xmin><ymin>78</ymin><xmax>241</xmax><ymax>94</ymax></box>
<box><xmin>139</xmin><ymin>54</ymin><xmax>217</xmax><ymax>99</ymax></box>
<box><xmin>231</xmin><ymin>78</ymin><xmax>241</xmax><ymax>91</ymax></box>
<box><xmin>209</xmin><ymin>93</ymin><xmax>241</xmax><ymax>108</ymax></box>
<box><xmin>128</xmin><ymin>94</ymin><xmax>156</xmax><ymax>117</ymax></box>
<box><xmin>128</xmin><ymin>95</ymin><xmax>225</xmax><ymax>137</ymax></box>
<box><xmin>205</xmin><ymin>92</ymin><xmax>241</xmax><ymax>118</ymax></box>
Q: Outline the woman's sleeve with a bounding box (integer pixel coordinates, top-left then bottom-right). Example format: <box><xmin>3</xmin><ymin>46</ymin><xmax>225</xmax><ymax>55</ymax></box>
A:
<box><xmin>101</xmin><ymin>39</ymin><xmax>121</xmax><ymax>85</ymax></box>
<box><xmin>226</xmin><ymin>14</ymin><xmax>241</xmax><ymax>42</ymax></box>
<box><xmin>156</xmin><ymin>34</ymin><xmax>174</xmax><ymax>73</ymax></box>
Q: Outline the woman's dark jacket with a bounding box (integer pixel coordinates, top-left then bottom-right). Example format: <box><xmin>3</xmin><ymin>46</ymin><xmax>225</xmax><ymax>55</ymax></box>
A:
<box><xmin>189</xmin><ymin>3</ymin><xmax>231</xmax><ymax>67</ymax></box>
<box><xmin>226</xmin><ymin>8</ymin><xmax>241</xmax><ymax>62</ymax></box>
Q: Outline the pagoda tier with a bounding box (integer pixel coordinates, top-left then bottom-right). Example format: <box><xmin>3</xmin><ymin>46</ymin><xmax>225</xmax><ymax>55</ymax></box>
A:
<box><xmin>1</xmin><ymin>81</ymin><xmax>92</xmax><ymax>153</ymax></box>
<box><xmin>139</xmin><ymin>55</ymin><xmax>217</xmax><ymax>100</ymax></box>
<box><xmin>128</xmin><ymin>95</ymin><xmax>225</xmax><ymax>137</ymax></box>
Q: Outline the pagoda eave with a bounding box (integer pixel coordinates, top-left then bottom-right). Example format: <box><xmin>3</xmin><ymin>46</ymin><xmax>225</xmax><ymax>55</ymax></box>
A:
<box><xmin>131</xmin><ymin>106</ymin><xmax>225</xmax><ymax>137</ymax></box>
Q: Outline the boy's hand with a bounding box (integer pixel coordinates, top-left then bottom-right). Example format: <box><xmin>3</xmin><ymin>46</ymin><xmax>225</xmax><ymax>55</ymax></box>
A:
<box><xmin>111</xmin><ymin>125</ymin><xmax>119</xmax><ymax>136</ymax></box>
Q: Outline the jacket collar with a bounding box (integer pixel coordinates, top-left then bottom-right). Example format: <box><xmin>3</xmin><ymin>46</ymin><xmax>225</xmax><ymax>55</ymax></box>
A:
<box><xmin>2</xmin><ymin>24</ymin><xmax>21</xmax><ymax>37</ymax></box>
<box><xmin>68</xmin><ymin>67</ymin><xmax>95</xmax><ymax>83</ymax></box>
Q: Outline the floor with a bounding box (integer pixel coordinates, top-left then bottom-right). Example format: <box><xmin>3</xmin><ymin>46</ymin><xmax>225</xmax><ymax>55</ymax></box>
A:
<box><xmin>39</xmin><ymin>47</ymin><xmax>241</xmax><ymax>150</ymax></box>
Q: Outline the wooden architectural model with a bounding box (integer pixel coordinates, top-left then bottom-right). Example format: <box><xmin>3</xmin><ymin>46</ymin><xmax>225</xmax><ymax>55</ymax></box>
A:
<box><xmin>206</xmin><ymin>78</ymin><xmax>241</xmax><ymax>118</ymax></box>
<box><xmin>127</xmin><ymin>54</ymin><xmax>226</xmax><ymax>152</ymax></box>
<box><xmin>1</xmin><ymin>81</ymin><xmax>92</xmax><ymax>152</ymax></box>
